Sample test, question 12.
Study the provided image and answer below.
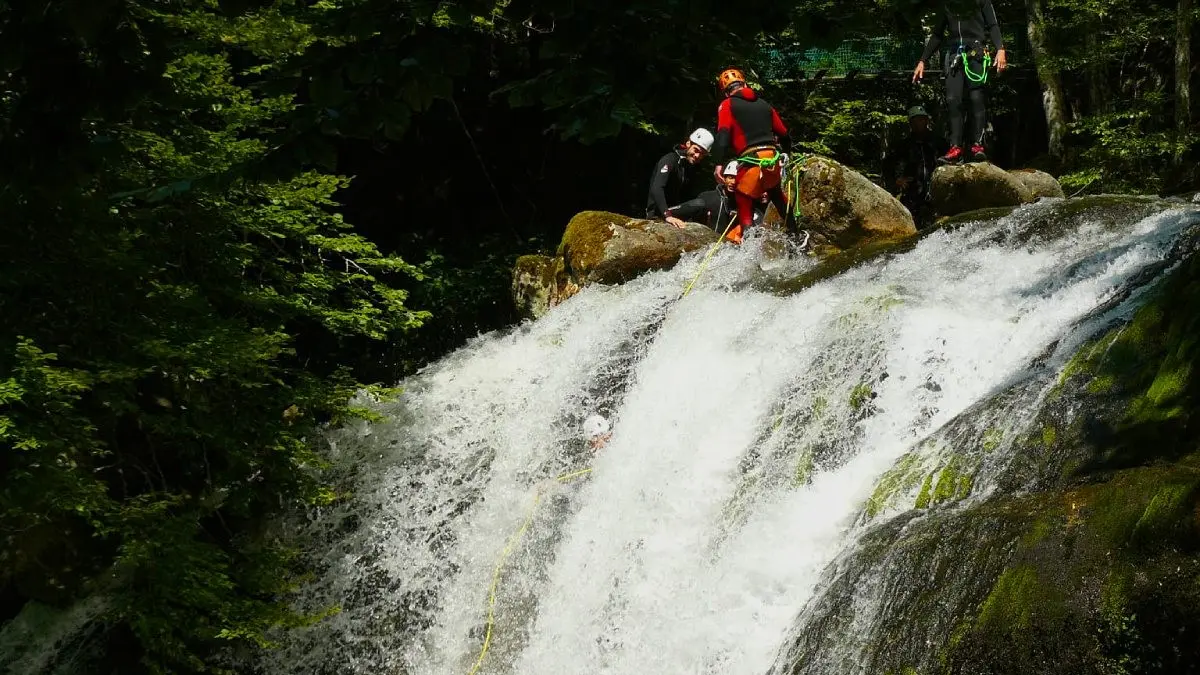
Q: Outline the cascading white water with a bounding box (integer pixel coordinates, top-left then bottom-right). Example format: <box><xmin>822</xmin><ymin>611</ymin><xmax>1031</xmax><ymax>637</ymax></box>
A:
<box><xmin>260</xmin><ymin>198</ymin><xmax>1199</xmax><ymax>675</ymax></box>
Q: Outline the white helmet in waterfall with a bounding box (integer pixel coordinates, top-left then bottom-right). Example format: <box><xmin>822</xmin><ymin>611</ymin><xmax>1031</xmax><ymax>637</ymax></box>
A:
<box><xmin>688</xmin><ymin>128</ymin><xmax>715</xmax><ymax>152</ymax></box>
<box><xmin>582</xmin><ymin>414</ymin><xmax>610</xmax><ymax>439</ymax></box>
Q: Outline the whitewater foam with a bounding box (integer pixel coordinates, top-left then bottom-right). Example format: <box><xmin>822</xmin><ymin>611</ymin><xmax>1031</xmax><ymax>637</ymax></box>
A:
<box><xmin>259</xmin><ymin>199</ymin><xmax>1198</xmax><ymax>675</ymax></box>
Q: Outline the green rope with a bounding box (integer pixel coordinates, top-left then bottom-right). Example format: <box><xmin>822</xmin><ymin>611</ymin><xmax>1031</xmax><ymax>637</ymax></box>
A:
<box><xmin>959</xmin><ymin>45</ymin><xmax>992</xmax><ymax>84</ymax></box>
<box><xmin>784</xmin><ymin>155</ymin><xmax>808</xmax><ymax>219</ymax></box>
<box><xmin>736</xmin><ymin>154</ymin><xmax>782</xmax><ymax>169</ymax></box>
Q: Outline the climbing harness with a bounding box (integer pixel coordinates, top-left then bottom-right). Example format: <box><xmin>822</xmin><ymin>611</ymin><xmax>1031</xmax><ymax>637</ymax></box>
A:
<box><xmin>467</xmin><ymin>466</ymin><xmax>593</xmax><ymax>675</ymax></box>
<box><xmin>734</xmin><ymin>149</ymin><xmax>783</xmax><ymax>170</ymax></box>
<box><xmin>955</xmin><ymin>43</ymin><xmax>992</xmax><ymax>83</ymax></box>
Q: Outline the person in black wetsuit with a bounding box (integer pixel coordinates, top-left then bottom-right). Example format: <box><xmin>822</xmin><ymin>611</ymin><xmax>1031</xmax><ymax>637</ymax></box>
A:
<box><xmin>912</xmin><ymin>0</ymin><xmax>1007</xmax><ymax>164</ymax></box>
<box><xmin>646</xmin><ymin>128</ymin><xmax>714</xmax><ymax>224</ymax></box>
<box><xmin>665</xmin><ymin>161</ymin><xmax>767</xmax><ymax>231</ymax></box>
<box><xmin>883</xmin><ymin>105</ymin><xmax>944</xmax><ymax>229</ymax></box>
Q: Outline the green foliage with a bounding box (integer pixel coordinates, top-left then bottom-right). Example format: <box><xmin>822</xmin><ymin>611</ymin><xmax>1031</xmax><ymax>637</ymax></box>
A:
<box><xmin>1061</xmin><ymin>103</ymin><xmax>1198</xmax><ymax>193</ymax></box>
<box><xmin>1039</xmin><ymin>0</ymin><xmax>1200</xmax><ymax>191</ymax></box>
<box><xmin>0</xmin><ymin>0</ymin><xmax>424</xmax><ymax>670</ymax></box>
<box><xmin>391</xmin><ymin>234</ymin><xmax>529</xmax><ymax>372</ymax></box>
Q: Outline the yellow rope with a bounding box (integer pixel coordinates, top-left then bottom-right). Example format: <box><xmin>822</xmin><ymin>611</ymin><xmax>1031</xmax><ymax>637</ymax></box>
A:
<box><xmin>681</xmin><ymin>214</ymin><xmax>738</xmax><ymax>298</ymax></box>
<box><xmin>467</xmin><ymin>205</ymin><xmax>737</xmax><ymax>672</ymax></box>
<box><xmin>555</xmin><ymin>467</ymin><xmax>593</xmax><ymax>482</ymax></box>
<box><xmin>466</xmin><ymin>466</ymin><xmax>594</xmax><ymax>675</ymax></box>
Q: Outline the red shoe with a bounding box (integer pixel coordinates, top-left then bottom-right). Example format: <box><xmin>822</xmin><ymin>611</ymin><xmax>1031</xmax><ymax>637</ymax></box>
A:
<box><xmin>725</xmin><ymin>224</ymin><xmax>744</xmax><ymax>244</ymax></box>
<box><xmin>937</xmin><ymin>145</ymin><xmax>963</xmax><ymax>165</ymax></box>
<box><xmin>970</xmin><ymin>144</ymin><xmax>988</xmax><ymax>162</ymax></box>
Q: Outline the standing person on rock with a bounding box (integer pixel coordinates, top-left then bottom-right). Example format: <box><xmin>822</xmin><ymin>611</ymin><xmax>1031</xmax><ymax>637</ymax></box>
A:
<box><xmin>883</xmin><ymin>105</ymin><xmax>944</xmax><ymax>229</ymax></box>
<box><xmin>912</xmin><ymin>0</ymin><xmax>1008</xmax><ymax>165</ymax></box>
<box><xmin>646</xmin><ymin>128</ymin><xmax>714</xmax><ymax>227</ymax></box>
<box><xmin>711</xmin><ymin>67</ymin><xmax>792</xmax><ymax>245</ymax></box>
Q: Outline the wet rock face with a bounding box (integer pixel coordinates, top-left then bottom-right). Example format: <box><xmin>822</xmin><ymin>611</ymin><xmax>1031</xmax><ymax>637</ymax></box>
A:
<box><xmin>779</xmin><ymin>236</ymin><xmax>1200</xmax><ymax>675</ymax></box>
<box><xmin>511</xmin><ymin>254</ymin><xmax>565</xmax><ymax>321</ymax></box>
<box><xmin>790</xmin><ymin>156</ymin><xmax>917</xmax><ymax>250</ymax></box>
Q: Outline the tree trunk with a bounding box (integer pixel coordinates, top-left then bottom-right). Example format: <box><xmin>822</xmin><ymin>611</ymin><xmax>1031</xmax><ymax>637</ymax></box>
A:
<box><xmin>1175</xmin><ymin>0</ymin><xmax>1193</xmax><ymax>165</ymax></box>
<box><xmin>1025</xmin><ymin>0</ymin><xmax>1068</xmax><ymax>162</ymax></box>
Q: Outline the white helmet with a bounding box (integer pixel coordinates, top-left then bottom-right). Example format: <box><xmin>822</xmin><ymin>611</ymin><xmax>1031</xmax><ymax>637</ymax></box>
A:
<box><xmin>582</xmin><ymin>414</ymin><xmax>610</xmax><ymax>439</ymax></box>
<box><xmin>688</xmin><ymin>128</ymin><xmax>714</xmax><ymax>152</ymax></box>
<box><xmin>723</xmin><ymin>160</ymin><xmax>740</xmax><ymax>176</ymax></box>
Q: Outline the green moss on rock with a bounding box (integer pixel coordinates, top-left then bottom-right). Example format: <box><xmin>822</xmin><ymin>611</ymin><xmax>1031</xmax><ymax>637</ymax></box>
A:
<box><xmin>867</xmin><ymin>452</ymin><xmax>925</xmax><ymax>518</ymax></box>
<box><xmin>914</xmin><ymin>472</ymin><xmax>935</xmax><ymax>509</ymax></box>
<box><xmin>981</xmin><ymin>426</ymin><xmax>1003</xmax><ymax>453</ymax></box>
<box><xmin>557</xmin><ymin>210</ymin><xmax>717</xmax><ymax>286</ymax></box>
<box><xmin>975</xmin><ymin>565</ymin><xmax>1044</xmax><ymax>631</ymax></box>
<box><xmin>849</xmin><ymin>382</ymin><xmax>874</xmax><ymax>410</ymax></box>
<box><xmin>794</xmin><ymin>448</ymin><xmax>816</xmax><ymax>487</ymax></box>
<box><xmin>1040</xmin><ymin>424</ymin><xmax>1057</xmax><ymax>448</ymax></box>
<box><xmin>841</xmin><ymin>244</ymin><xmax>1200</xmax><ymax>675</ymax></box>
<box><xmin>938</xmin><ymin>457</ymin><xmax>1200</xmax><ymax>673</ymax></box>
<box><xmin>931</xmin><ymin>459</ymin><xmax>961</xmax><ymax>504</ymax></box>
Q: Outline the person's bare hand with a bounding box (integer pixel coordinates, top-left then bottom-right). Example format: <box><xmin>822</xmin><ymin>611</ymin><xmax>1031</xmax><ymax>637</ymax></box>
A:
<box><xmin>665</xmin><ymin>216</ymin><xmax>687</xmax><ymax>229</ymax></box>
<box><xmin>896</xmin><ymin>177</ymin><xmax>912</xmax><ymax>190</ymax></box>
<box><xmin>912</xmin><ymin>61</ymin><xmax>925</xmax><ymax>83</ymax></box>
<box><xmin>995</xmin><ymin>49</ymin><xmax>1008</xmax><ymax>73</ymax></box>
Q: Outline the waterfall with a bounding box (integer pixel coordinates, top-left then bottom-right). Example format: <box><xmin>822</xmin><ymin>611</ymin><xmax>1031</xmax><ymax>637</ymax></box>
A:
<box><xmin>248</xmin><ymin>196</ymin><xmax>1196</xmax><ymax>675</ymax></box>
<box><xmin>7</xmin><ymin>197</ymin><xmax>1194</xmax><ymax>675</ymax></box>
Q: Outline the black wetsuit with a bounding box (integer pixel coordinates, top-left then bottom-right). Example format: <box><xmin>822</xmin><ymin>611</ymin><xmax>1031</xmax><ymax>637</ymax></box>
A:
<box><xmin>666</xmin><ymin>189</ymin><xmax>766</xmax><ymax>230</ymax></box>
<box><xmin>645</xmin><ymin>146</ymin><xmax>696</xmax><ymax>219</ymax></box>
<box><xmin>919</xmin><ymin>0</ymin><xmax>1004</xmax><ymax>148</ymax></box>
<box><xmin>883</xmin><ymin>132</ymin><xmax>944</xmax><ymax>228</ymax></box>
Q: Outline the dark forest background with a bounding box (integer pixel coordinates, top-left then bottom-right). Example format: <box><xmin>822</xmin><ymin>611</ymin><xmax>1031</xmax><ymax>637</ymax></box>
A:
<box><xmin>0</xmin><ymin>0</ymin><xmax>1196</xmax><ymax>671</ymax></box>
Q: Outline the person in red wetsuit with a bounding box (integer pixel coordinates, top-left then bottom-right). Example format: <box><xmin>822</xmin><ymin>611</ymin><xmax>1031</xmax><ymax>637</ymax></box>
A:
<box><xmin>711</xmin><ymin>68</ymin><xmax>792</xmax><ymax>244</ymax></box>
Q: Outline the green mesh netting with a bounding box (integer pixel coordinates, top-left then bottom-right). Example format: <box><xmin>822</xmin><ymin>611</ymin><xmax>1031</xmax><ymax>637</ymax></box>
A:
<box><xmin>756</xmin><ymin>27</ymin><xmax>1027</xmax><ymax>80</ymax></box>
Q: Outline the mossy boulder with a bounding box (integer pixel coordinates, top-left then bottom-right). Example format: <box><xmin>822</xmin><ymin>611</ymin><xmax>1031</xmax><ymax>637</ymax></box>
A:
<box><xmin>557</xmin><ymin>210</ymin><xmax>718</xmax><ymax>286</ymax></box>
<box><xmin>936</xmin><ymin>226</ymin><xmax>1200</xmax><ymax>674</ymax></box>
<box><xmin>791</xmin><ymin>155</ymin><xmax>917</xmax><ymax>249</ymax></box>
<box><xmin>1008</xmin><ymin>168</ymin><xmax>1065</xmax><ymax>200</ymax></box>
<box><xmin>779</xmin><ymin>236</ymin><xmax>1200</xmax><ymax>675</ymax></box>
<box><xmin>511</xmin><ymin>254</ymin><xmax>573</xmax><ymax>321</ymax></box>
<box><xmin>931</xmin><ymin>162</ymin><xmax>1034</xmax><ymax>218</ymax></box>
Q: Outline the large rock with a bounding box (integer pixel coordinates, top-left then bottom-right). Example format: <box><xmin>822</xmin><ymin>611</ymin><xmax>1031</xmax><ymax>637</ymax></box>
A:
<box><xmin>558</xmin><ymin>210</ymin><xmax>719</xmax><ymax>285</ymax></box>
<box><xmin>511</xmin><ymin>254</ymin><xmax>572</xmax><ymax>321</ymax></box>
<box><xmin>1008</xmin><ymin>168</ymin><xmax>1065</xmax><ymax>199</ymax></box>
<box><xmin>931</xmin><ymin>162</ymin><xmax>1034</xmax><ymax>217</ymax></box>
<box><xmin>790</xmin><ymin>156</ymin><xmax>917</xmax><ymax>249</ymax></box>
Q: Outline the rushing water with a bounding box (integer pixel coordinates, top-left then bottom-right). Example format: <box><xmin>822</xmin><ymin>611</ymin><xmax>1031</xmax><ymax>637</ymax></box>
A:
<box><xmin>4</xmin><ymin>197</ymin><xmax>1197</xmax><ymax>675</ymax></box>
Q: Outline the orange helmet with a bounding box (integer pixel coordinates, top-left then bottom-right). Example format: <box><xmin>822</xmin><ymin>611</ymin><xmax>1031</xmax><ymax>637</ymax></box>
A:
<box><xmin>717</xmin><ymin>68</ymin><xmax>746</xmax><ymax>92</ymax></box>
